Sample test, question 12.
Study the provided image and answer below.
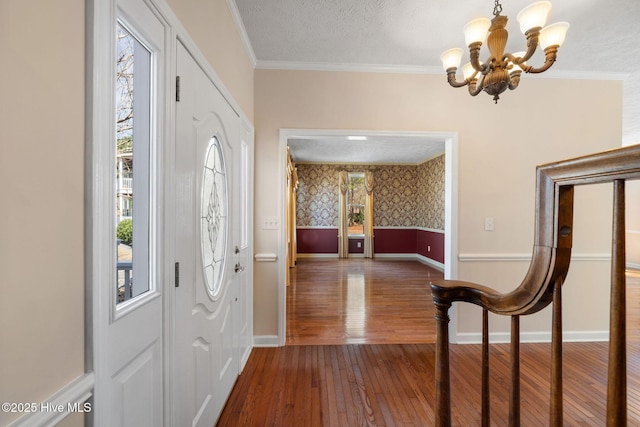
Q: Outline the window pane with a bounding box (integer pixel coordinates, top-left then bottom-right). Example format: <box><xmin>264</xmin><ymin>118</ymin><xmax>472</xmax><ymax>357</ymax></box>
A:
<box><xmin>116</xmin><ymin>23</ymin><xmax>151</xmax><ymax>304</ymax></box>
<box><xmin>201</xmin><ymin>136</ymin><xmax>228</xmax><ymax>298</ymax></box>
<box><xmin>348</xmin><ymin>174</ymin><xmax>365</xmax><ymax>235</ymax></box>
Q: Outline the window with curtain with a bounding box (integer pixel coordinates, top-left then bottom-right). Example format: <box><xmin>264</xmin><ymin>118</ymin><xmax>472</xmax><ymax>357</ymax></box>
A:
<box><xmin>347</xmin><ymin>173</ymin><xmax>366</xmax><ymax>236</ymax></box>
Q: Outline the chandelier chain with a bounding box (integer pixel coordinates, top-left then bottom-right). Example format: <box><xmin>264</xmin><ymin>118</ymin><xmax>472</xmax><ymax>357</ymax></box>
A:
<box><xmin>493</xmin><ymin>0</ymin><xmax>503</xmax><ymax>16</ymax></box>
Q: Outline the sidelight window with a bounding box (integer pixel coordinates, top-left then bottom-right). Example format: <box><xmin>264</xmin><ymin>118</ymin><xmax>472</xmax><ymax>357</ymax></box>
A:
<box><xmin>115</xmin><ymin>22</ymin><xmax>152</xmax><ymax>304</ymax></box>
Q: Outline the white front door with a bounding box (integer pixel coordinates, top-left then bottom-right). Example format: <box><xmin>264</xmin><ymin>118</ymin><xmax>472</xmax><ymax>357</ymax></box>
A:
<box><xmin>173</xmin><ymin>42</ymin><xmax>249</xmax><ymax>426</ymax></box>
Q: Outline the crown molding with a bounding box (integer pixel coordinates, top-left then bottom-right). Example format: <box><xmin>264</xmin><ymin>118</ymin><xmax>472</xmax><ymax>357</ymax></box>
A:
<box><xmin>256</xmin><ymin>60</ymin><xmax>443</xmax><ymax>75</ymax></box>
<box><xmin>541</xmin><ymin>69</ymin><xmax>630</xmax><ymax>81</ymax></box>
<box><xmin>226</xmin><ymin>0</ymin><xmax>257</xmax><ymax>67</ymax></box>
<box><xmin>255</xmin><ymin>59</ymin><xmax>630</xmax><ymax>80</ymax></box>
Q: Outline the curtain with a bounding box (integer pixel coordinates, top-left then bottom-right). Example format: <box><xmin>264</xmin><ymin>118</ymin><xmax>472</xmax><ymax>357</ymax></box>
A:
<box><xmin>338</xmin><ymin>171</ymin><xmax>349</xmax><ymax>258</ymax></box>
<box><xmin>291</xmin><ymin>167</ymin><xmax>298</xmax><ymax>266</ymax></box>
<box><xmin>364</xmin><ymin>170</ymin><xmax>375</xmax><ymax>258</ymax></box>
<box><xmin>286</xmin><ymin>151</ymin><xmax>299</xmax><ymax>269</ymax></box>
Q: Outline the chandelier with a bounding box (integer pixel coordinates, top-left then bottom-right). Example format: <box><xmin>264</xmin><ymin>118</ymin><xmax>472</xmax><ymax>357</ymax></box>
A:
<box><xmin>440</xmin><ymin>0</ymin><xmax>569</xmax><ymax>103</ymax></box>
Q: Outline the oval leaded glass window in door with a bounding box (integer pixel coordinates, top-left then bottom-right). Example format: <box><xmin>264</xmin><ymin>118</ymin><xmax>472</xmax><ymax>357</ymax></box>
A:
<box><xmin>200</xmin><ymin>136</ymin><xmax>228</xmax><ymax>298</ymax></box>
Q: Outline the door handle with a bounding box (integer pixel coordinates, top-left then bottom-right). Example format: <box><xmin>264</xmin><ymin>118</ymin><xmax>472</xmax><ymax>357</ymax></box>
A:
<box><xmin>234</xmin><ymin>263</ymin><xmax>244</xmax><ymax>273</ymax></box>
<box><xmin>235</xmin><ymin>246</ymin><xmax>240</xmax><ymax>254</ymax></box>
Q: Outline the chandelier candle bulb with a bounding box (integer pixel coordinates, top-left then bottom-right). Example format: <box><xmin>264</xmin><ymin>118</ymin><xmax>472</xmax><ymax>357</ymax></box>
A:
<box><xmin>440</xmin><ymin>0</ymin><xmax>568</xmax><ymax>103</ymax></box>
<box><xmin>540</xmin><ymin>22</ymin><xmax>570</xmax><ymax>49</ymax></box>
<box><xmin>464</xmin><ymin>18</ymin><xmax>491</xmax><ymax>46</ymax></box>
<box><xmin>516</xmin><ymin>1</ymin><xmax>552</xmax><ymax>34</ymax></box>
<box><xmin>462</xmin><ymin>62</ymin><xmax>477</xmax><ymax>80</ymax></box>
<box><xmin>440</xmin><ymin>48</ymin><xmax>463</xmax><ymax>71</ymax></box>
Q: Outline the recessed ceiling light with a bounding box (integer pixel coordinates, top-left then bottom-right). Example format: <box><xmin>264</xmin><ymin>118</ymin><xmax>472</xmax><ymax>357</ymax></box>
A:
<box><xmin>347</xmin><ymin>136</ymin><xmax>367</xmax><ymax>141</ymax></box>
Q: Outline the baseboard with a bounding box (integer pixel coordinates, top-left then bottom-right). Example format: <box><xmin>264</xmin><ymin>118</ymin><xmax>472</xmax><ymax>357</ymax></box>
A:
<box><xmin>296</xmin><ymin>253</ymin><xmax>338</xmax><ymax>259</ymax></box>
<box><xmin>627</xmin><ymin>262</ymin><xmax>640</xmax><ymax>271</ymax></box>
<box><xmin>253</xmin><ymin>335</ymin><xmax>281</xmax><ymax>347</ymax></box>
<box><xmin>373</xmin><ymin>253</ymin><xmax>445</xmax><ymax>271</ymax></box>
<box><xmin>415</xmin><ymin>254</ymin><xmax>445</xmax><ymax>271</ymax></box>
<box><xmin>8</xmin><ymin>372</ymin><xmax>94</xmax><ymax>427</ymax></box>
<box><xmin>455</xmin><ymin>330</ymin><xmax>609</xmax><ymax>345</ymax></box>
<box><xmin>373</xmin><ymin>253</ymin><xmax>416</xmax><ymax>261</ymax></box>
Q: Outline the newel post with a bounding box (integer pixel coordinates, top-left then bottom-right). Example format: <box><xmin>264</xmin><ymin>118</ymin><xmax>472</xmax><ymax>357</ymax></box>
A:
<box><xmin>434</xmin><ymin>298</ymin><xmax>452</xmax><ymax>427</ymax></box>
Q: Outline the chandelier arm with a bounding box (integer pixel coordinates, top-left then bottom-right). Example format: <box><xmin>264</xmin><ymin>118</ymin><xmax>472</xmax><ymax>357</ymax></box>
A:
<box><xmin>446</xmin><ymin>69</ymin><xmax>470</xmax><ymax>88</ymax></box>
<box><xmin>520</xmin><ymin>46</ymin><xmax>559</xmax><ymax>74</ymax></box>
<box><xmin>509</xmin><ymin>71</ymin><xmax>521</xmax><ymax>90</ymax></box>
<box><xmin>518</xmin><ymin>28</ymin><xmax>541</xmax><ymax>63</ymax></box>
<box><xmin>469</xmin><ymin>43</ymin><xmax>489</xmax><ymax>73</ymax></box>
<box><xmin>468</xmin><ymin>79</ymin><xmax>484</xmax><ymax>96</ymax></box>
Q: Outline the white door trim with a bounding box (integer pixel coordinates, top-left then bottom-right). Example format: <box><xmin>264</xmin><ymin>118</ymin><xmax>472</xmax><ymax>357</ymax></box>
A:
<box><xmin>277</xmin><ymin>129</ymin><xmax>459</xmax><ymax>346</ymax></box>
<box><xmin>86</xmin><ymin>0</ymin><xmax>118</xmax><ymax>423</ymax></box>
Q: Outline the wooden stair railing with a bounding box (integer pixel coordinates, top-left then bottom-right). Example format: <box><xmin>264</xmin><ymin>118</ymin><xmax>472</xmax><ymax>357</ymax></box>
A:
<box><xmin>431</xmin><ymin>144</ymin><xmax>640</xmax><ymax>427</ymax></box>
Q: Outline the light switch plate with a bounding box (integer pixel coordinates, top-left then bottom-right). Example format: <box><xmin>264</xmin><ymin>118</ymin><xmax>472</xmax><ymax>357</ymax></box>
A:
<box><xmin>484</xmin><ymin>217</ymin><xmax>494</xmax><ymax>231</ymax></box>
<box><xmin>262</xmin><ymin>216</ymin><xmax>279</xmax><ymax>229</ymax></box>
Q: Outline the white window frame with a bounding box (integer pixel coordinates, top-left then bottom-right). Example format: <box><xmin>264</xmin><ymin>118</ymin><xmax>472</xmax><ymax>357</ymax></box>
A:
<box><xmin>112</xmin><ymin>16</ymin><xmax>160</xmax><ymax>320</ymax></box>
<box><xmin>347</xmin><ymin>172</ymin><xmax>366</xmax><ymax>238</ymax></box>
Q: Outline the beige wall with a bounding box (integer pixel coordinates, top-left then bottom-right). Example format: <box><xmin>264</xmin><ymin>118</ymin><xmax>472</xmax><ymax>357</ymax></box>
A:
<box><xmin>627</xmin><ymin>180</ymin><xmax>640</xmax><ymax>268</ymax></box>
<box><xmin>0</xmin><ymin>0</ymin><xmax>254</xmax><ymax>425</ymax></box>
<box><xmin>167</xmin><ymin>0</ymin><xmax>254</xmax><ymax>121</ymax></box>
<box><xmin>254</xmin><ymin>69</ymin><xmax>623</xmax><ymax>338</ymax></box>
<box><xmin>0</xmin><ymin>1</ymin><xmax>86</xmax><ymax>425</ymax></box>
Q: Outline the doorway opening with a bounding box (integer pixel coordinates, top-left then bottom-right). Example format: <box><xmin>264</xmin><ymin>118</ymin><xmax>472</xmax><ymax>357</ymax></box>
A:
<box><xmin>277</xmin><ymin>129</ymin><xmax>459</xmax><ymax>346</ymax></box>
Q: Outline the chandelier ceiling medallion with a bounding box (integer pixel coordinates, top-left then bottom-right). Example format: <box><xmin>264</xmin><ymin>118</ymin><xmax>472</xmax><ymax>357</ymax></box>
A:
<box><xmin>440</xmin><ymin>0</ymin><xmax>569</xmax><ymax>103</ymax></box>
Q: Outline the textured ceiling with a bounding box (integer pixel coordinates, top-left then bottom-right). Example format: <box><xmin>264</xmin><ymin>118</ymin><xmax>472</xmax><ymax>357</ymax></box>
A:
<box><xmin>233</xmin><ymin>0</ymin><xmax>640</xmax><ymax>162</ymax></box>
<box><xmin>288</xmin><ymin>134</ymin><xmax>446</xmax><ymax>165</ymax></box>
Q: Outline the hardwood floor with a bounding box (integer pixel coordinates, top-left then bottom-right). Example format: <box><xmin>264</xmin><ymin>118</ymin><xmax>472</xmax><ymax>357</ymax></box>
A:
<box><xmin>287</xmin><ymin>259</ymin><xmax>442</xmax><ymax>345</ymax></box>
<box><xmin>217</xmin><ymin>260</ymin><xmax>640</xmax><ymax>426</ymax></box>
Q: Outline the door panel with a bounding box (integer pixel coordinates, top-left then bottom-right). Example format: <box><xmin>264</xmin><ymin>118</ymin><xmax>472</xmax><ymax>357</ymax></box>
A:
<box><xmin>174</xmin><ymin>42</ymin><xmax>245</xmax><ymax>426</ymax></box>
<box><xmin>98</xmin><ymin>0</ymin><xmax>166</xmax><ymax>425</ymax></box>
<box><xmin>236</xmin><ymin>131</ymin><xmax>254</xmax><ymax>369</ymax></box>
<box><xmin>111</xmin><ymin>341</ymin><xmax>161</xmax><ymax>427</ymax></box>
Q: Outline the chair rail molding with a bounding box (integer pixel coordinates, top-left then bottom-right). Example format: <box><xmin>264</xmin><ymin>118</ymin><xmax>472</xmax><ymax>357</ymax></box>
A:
<box><xmin>458</xmin><ymin>253</ymin><xmax>612</xmax><ymax>262</ymax></box>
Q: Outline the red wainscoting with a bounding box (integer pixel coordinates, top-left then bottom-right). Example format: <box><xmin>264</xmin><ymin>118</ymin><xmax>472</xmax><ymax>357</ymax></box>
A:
<box><xmin>296</xmin><ymin>227</ymin><xmax>445</xmax><ymax>264</ymax></box>
<box><xmin>416</xmin><ymin>229</ymin><xmax>445</xmax><ymax>264</ymax></box>
<box><xmin>297</xmin><ymin>228</ymin><xmax>338</xmax><ymax>253</ymax></box>
<box><xmin>374</xmin><ymin>228</ymin><xmax>417</xmax><ymax>254</ymax></box>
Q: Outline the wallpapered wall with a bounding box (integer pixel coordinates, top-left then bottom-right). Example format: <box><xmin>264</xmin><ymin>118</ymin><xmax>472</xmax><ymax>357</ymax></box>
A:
<box><xmin>296</xmin><ymin>155</ymin><xmax>445</xmax><ymax>230</ymax></box>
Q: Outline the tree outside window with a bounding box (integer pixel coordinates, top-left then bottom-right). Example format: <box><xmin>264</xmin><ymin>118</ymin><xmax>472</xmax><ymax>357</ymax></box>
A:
<box><xmin>347</xmin><ymin>173</ymin><xmax>366</xmax><ymax>235</ymax></box>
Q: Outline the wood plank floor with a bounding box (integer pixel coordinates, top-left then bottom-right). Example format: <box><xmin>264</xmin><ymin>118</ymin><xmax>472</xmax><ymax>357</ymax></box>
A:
<box><xmin>287</xmin><ymin>259</ymin><xmax>442</xmax><ymax>345</ymax></box>
<box><xmin>217</xmin><ymin>260</ymin><xmax>640</xmax><ymax>426</ymax></box>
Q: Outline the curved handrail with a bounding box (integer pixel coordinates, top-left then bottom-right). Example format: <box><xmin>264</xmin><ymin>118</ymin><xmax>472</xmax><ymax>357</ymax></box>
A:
<box><xmin>431</xmin><ymin>144</ymin><xmax>640</xmax><ymax>316</ymax></box>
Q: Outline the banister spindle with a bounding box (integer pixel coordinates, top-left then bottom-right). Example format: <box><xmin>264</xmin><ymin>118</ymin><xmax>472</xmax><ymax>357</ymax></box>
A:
<box><xmin>607</xmin><ymin>179</ymin><xmax>627</xmax><ymax>426</ymax></box>
<box><xmin>434</xmin><ymin>299</ymin><xmax>452</xmax><ymax>427</ymax></box>
<box><xmin>430</xmin><ymin>146</ymin><xmax>640</xmax><ymax>425</ymax></box>
<box><xmin>482</xmin><ymin>309</ymin><xmax>490</xmax><ymax>427</ymax></box>
<box><xmin>509</xmin><ymin>315</ymin><xmax>520</xmax><ymax>427</ymax></box>
<box><xmin>550</xmin><ymin>277</ymin><xmax>563</xmax><ymax>426</ymax></box>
